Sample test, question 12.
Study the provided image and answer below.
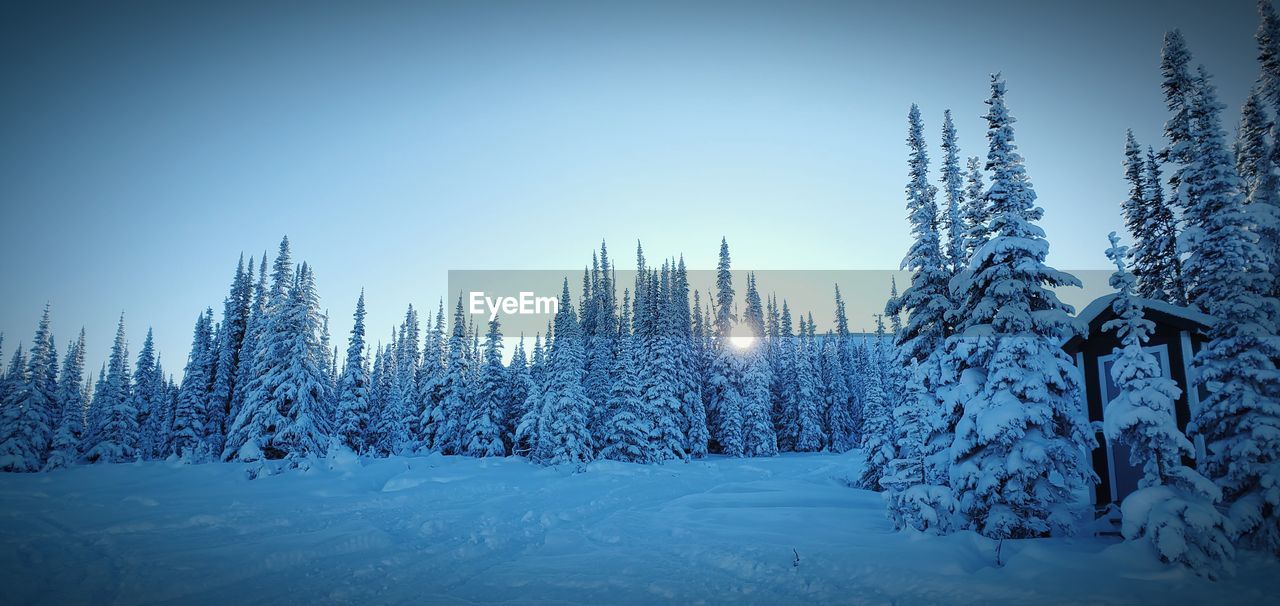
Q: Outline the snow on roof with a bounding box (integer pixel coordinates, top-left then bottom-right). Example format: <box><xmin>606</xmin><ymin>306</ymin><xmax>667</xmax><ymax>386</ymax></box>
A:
<box><xmin>1073</xmin><ymin>293</ymin><xmax>1216</xmax><ymax>330</ymax></box>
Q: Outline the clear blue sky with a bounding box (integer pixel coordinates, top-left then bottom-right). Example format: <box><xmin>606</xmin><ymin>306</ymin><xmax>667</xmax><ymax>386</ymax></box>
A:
<box><xmin>0</xmin><ymin>0</ymin><xmax>1264</xmax><ymax>377</ymax></box>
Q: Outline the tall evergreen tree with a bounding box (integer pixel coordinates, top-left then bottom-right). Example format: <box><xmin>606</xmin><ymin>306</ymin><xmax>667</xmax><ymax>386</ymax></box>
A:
<box><xmin>940</xmin><ymin>109</ymin><xmax>967</xmax><ymax>275</ymax></box>
<box><xmin>503</xmin><ymin>335</ymin><xmax>531</xmax><ymax>449</ymax></box>
<box><xmin>129</xmin><ymin>328</ymin><xmax>164</xmax><ymax>459</ymax></box>
<box><xmin>1179</xmin><ymin>65</ymin><xmax>1280</xmax><ymax>556</ymax></box>
<box><xmin>961</xmin><ymin>156</ymin><xmax>989</xmax><ymax>264</ymax></box>
<box><xmin>0</xmin><ymin>306</ymin><xmax>59</xmax><ymax>471</ymax></box>
<box><xmin>858</xmin><ymin>315</ymin><xmax>894</xmax><ymax>490</ymax></box>
<box><xmin>708</xmin><ymin>238</ymin><xmax>743</xmax><ymax>454</ymax></box>
<box><xmin>1141</xmin><ymin>146</ymin><xmax>1186</xmax><ymax>304</ymax></box>
<box><xmin>230</xmin><ymin>255</ymin><xmax>269</xmax><ymax>434</ymax></box>
<box><xmin>945</xmin><ymin>76</ymin><xmax>1094</xmax><ymax>539</ymax></box>
<box><xmin>375</xmin><ymin>305</ymin><xmax>418</xmax><ymax>455</ymax></box>
<box><xmin>334</xmin><ymin>292</ymin><xmax>371</xmax><ymax>454</ymax></box>
<box><xmin>1257</xmin><ymin>0</ymin><xmax>1280</xmax><ymax>195</ymax></box>
<box><xmin>1102</xmin><ymin>233</ymin><xmax>1234</xmax><ymax>578</ymax></box>
<box><xmin>891</xmin><ymin>105</ymin><xmax>950</xmax><ymax>366</ymax></box>
<box><xmin>1122</xmin><ymin>131</ymin><xmax>1163</xmax><ymax>299</ymax></box>
<box><xmin>791</xmin><ymin>333</ymin><xmax>825</xmax><ymax>452</ymax></box>
<box><xmin>739</xmin><ymin>340</ymin><xmax>778</xmax><ymax>458</ymax></box>
<box><xmin>172</xmin><ymin>311</ymin><xmax>215</xmax><ymax>460</ymax></box>
<box><xmin>1235</xmin><ymin>87</ymin><xmax>1280</xmax><ymax>300</ymax></box>
<box><xmin>433</xmin><ymin>296</ymin><xmax>472</xmax><ymax>455</ymax></box>
<box><xmin>1160</xmin><ymin>30</ymin><xmax>1200</xmax><ymax>218</ymax></box>
<box><xmin>45</xmin><ymin>329</ymin><xmax>87</xmax><ymax>470</ymax></box>
<box><xmin>599</xmin><ymin>333</ymin><xmax>651</xmax><ymax>462</ymax></box>
<box><xmin>465</xmin><ymin>316</ymin><xmax>507</xmax><ymax>457</ymax></box>
<box><xmin>417</xmin><ymin>300</ymin><xmax>448</xmax><ymax>449</ymax></box>
<box><xmin>256</xmin><ymin>263</ymin><xmax>334</xmax><ymax>462</ymax></box>
<box><xmin>85</xmin><ymin>313</ymin><xmax>138</xmax><ymax>463</ymax></box>
<box><xmin>208</xmin><ymin>256</ymin><xmax>253</xmax><ymax>461</ymax></box>
<box><xmin>639</xmin><ymin>266</ymin><xmax>687</xmax><ymax>462</ymax></box>
<box><xmin>533</xmin><ymin>280</ymin><xmax>594</xmax><ymax>467</ymax></box>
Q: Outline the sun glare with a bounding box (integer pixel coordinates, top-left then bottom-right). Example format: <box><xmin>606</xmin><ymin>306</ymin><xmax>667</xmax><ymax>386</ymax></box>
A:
<box><xmin>728</xmin><ymin>335</ymin><xmax>757</xmax><ymax>350</ymax></box>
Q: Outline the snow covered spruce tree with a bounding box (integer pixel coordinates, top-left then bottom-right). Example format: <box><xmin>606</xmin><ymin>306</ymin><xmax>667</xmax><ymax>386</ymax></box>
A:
<box><xmin>430</xmin><ymin>296</ymin><xmax>471</xmax><ymax>455</ymax></box>
<box><xmin>1101</xmin><ymin>233</ymin><xmax>1235</xmax><ymax>579</ymax></box>
<box><xmin>1256</xmin><ymin>0</ymin><xmax>1280</xmax><ymax>300</ymax></box>
<box><xmin>129</xmin><ymin>328</ymin><xmax>165</xmax><ymax>460</ymax></box>
<box><xmin>223</xmin><ymin>238</ymin><xmax>299</xmax><ymax>463</ymax></box>
<box><xmin>706</xmin><ymin>238</ymin><xmax>746</xmax><ymax>455</ymax></box>
<box><xmin>1177</xmin><ymin>63</ymin><xmax>1280</xmax><ymax>555</ymax></box>
<box><xmin>45</xmin><ymin>329</ymin><xmax>87</xmax><ymax>470</ymax></box>
<box><xmin>739</xmin><ymin>339</ymin><xmax>778</xmax><ymax>457</ymax></box>
<box><xmin>334</xmin><ymin>291</ymin><xmax>371</xmax><ymax>454</ymax></box>
<box><xmin>945</xmin><ymin>76</ymin><xmax>1095</xmax><ymax>539</ymax></box>
<box><xmin>819</xmin><ymin>334</ymin><xmax>854</xmax><ymax>452</ymax></box>
<box><xmin>857</xmin><ymin>315</ymin><xmax>894</xmax><ymax>490</ymax></box>
<box><xmin>599</xmin><ymin>328</ymin><xmax>652</xmax><ymax>462</ymax></box>
<box><xmin>417</xmin><ymin>300</ymin><xmax>448</xmax><ymax>449</ymax></box>
<box><xmin>791</xmin><ymin>324</ymin><xmax>825</xmax><ymax>452</ymax></box>
<box><xmin>503</xmin><ymin>335</ymin><xmax>531</xmax><ymax>447</ymax></box>
<box><xmin>465</xmin><ymin>316</ymin><xmax>507</xmax><ymax>457</ymax></box>
<box><xmin>830</xmin><ymin>285</ymin><xmax>860</xmax><ymax>449</ymax></box>
<box><xmin>260</xmin><ymin>263</ymin><xmax>334</xmax><ymax>463</ymax></box>
<box><xmin>1161</xmin><ymin>30</ymin><xmax>1199</xmax><ymax>218</ymax></box>
<box><xmin>940</xmin><ymin>109</ymin><xmax>967</xmax><ymax>276</ymax></box>
<box><xmin>582</xmin><ymin>243</ymin><xmax>618</xmax><ymax>443</ymax></box>
<box><xmin>1235</xmin><ymin>87</ymin><xmax>1280</xmax><ymax>297</ymax></box>
<box><xmin>639</xmin><ymin>264</ymin><xmax>688</xmax><ymax>462</ymax></box>
<box><xmin>770</xmin><ymin>299</ymin><xmax>798</xmax><ymax>451</ymax></box>
<box><xmin>373</xmin><ymin>305</ymin><xmax>417</xmax><ymax>455</ymax></box>
<box><xmin>0</xmin><ymin>305</ymin><xmax>59</xmax><ymax>472</ymax></box>
<box><xmin>961</xmin><ymin>156</ymin><xmax>988</xmax><ymax>262</ymax></box>
<box><xmin>672</xmin><ymin>257</ymin><xmax>709</xmax><ymax>458</ymax></box>
<box><xmin>1122</xmin><ymin>131</ymin><xmax>1185</xmax><ymax>303</ymax></box>
<box><xmin>224</xmin><ymin>240</ymin><xmax>334</xmax><ymax>465</ymax></box>
<box><xmin>85</xmin><ymin>314</ymin><xmax>140</xmax><ymax>464</ymax></box>
<box><xmin>207</xmin><ymin>255</ymin><xmax>253</xmax><ymax>461</ymax></box>
<box><xmin>882</xmin><ymin>105</ymin><xmax>956</xmax><ymax>531</ymax></box>
<box><xmin>229</xmin><ymin>256</ymin><xmax>269</xmax><ymax>443</ymax></box>
<box><xmin>514</xmin><ymin>331</ymin><xmax>546</xmax><ymax>457</ymax></box>
<box><xmin>171</xmin><ymin>310</ymin><xmax>215</xmax><ymax>460</ymax></box>
<box><xmin>532</xmin><ymin>280</ymin><xmax>594</xmax><ymax>468</ymax></box>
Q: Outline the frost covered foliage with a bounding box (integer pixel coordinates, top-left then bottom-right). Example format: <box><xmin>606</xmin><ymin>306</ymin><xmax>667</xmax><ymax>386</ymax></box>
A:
<box><xmin>858</xmin><ymin>316</ymin><xmax>895</xmax><ymax>491</ymax></box>
<box><xmin>637</xmin><ymin>266</ymin><xmax>689</xmax><ymax>463</ymax></box>
<box><xmin>0</xmin><ymin>306</ymin><xmax>58</xmax><ymax>472</ymax></box>
<box><xmin>85</xmin><ymin>315</ymin><xmax>138</xmax><ymax>464</ymax></box>
<box><xmin>884</xmin><ymin>355</ymin><xmax>959</xmax><ymax>534</ymax></box>
<box><xmin>599</xmin><ymin>334</ymin><xmax>650</xmax><ymax>462</ymax></box>
<box><xmin>1175</xmin><ymin>62</ymin><xmax>1280</xmax><ymax>556</ymax></box>
<box><xmin>224</xmin><ymin>240</ymin><xmax>334</xmax><ymax>466</ymax></box>
<box><xmin>530</xmin><ymin>281</ymin><xmax>594</xmax><ymax>468</ymax></box>
<box><xmin>945</xmin><ymin>76</ymin><xmax>1094</xmax><ymax>539</ymax></box>
<box><xmin>1256</xmin><ymin>0</ymin><xmax>1280</xmax><ymax>302</ymax></box>
<box><xmin>44</xmin><ymin>329</ymin><xmax>87</xmax><ymax>471</ymax></box>
<box><xmin>464</xmin><ymin>317</ymin><xmax>506</xmax><ymax>458</ymax></box>
<box><xmin>1102</xmin><ymin>233</ymin><xmax>1235</xmax><ymax>579</ymax></box>
<box><xmin>889</xmin><ymin>104</ymin><xmax>950</xmax><ymax>366</ymax></box>
<box><xmin>883</xmin><ymin>105</ymin><xmax>964</xmax><ymax>533</ymax></box>
<box><xmin>1122</xmin><ymin>131</ymin><xmax>1185</xmax><ymax>304</ymax></box>
<box><xmin>739</xmin><ymin>343</ymin><xmax>778</xmax><ymax>458</ymax></box>
<box><xmin>1120</xmin><ymin>486</ymin><xmax>1236</xmax><ymax>580</ymax></box>
<box><xmin>334</xmin><ymin>292</ymin><xmax>371</xmax><ymax>454</ymax></box>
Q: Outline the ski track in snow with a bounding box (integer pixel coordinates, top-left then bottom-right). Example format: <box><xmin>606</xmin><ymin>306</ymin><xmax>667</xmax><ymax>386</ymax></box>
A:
<box><xmin>1</xmin><ymin>451</ymin><xmax>1276</xmax><ymax>605</ymax></box>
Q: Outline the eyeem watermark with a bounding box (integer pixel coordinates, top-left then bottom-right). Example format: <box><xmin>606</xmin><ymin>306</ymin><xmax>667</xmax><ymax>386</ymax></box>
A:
<box><xmin>449</xmin><ymin>268</ymin><xmax>1116</xmax><ymax>338</ymax></box>
<box><xmin>469</xmin><ymin>291</ymin><xmax>558</xmax><ymax>321</ymax></box>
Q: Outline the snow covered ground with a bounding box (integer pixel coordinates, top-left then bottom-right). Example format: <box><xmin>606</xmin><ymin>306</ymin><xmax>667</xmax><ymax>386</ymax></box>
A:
<box><xmin>1</xmin><ymin>451</ymin><xmax>1276</xmax><ymax>605</ymax></box>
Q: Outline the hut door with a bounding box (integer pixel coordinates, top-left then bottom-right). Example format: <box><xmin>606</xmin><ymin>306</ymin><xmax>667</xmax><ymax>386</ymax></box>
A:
<box><xmin>1098</xmin><ymin>345</ymin><xmax>1172</xmax><ymax>504</ymax></box>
